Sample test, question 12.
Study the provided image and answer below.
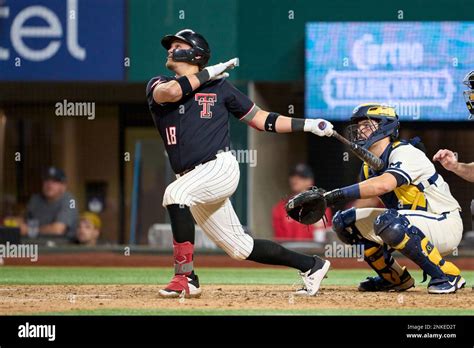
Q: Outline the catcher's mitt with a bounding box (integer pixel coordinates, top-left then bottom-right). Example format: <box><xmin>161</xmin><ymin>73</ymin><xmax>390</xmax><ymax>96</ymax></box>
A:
<box><xmin>285</xmin><ymin>187</ymin><xmax>327</xmax><ymax>225</ymax></box>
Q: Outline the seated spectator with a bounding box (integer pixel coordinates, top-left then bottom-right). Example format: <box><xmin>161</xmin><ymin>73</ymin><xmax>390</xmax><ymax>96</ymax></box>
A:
<box><xmin>272</xmin><ymin>163</ymin><xmax>333</xmax><ymax>242</ymax></box>
<box><xmin>75</xmin><ymin>212</ymin><xmax>102</xmax><ymax>246</ymax></box>
<box><xmin>19</xmin><ymin>166</ymin><xmax>78</xmax><ymax>240</ymax></box>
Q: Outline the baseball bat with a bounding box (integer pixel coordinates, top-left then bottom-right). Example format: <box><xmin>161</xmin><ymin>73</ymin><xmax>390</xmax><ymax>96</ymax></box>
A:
<box><xmin>332</xmin><ymin>130</ymin><xmax>384</xmax><ymax>171</ymax></box>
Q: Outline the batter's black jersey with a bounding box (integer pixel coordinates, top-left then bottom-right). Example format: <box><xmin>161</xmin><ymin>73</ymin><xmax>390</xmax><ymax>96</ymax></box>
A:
<box><xmin>146</xmin><ymin>76</ymin><xmax>255</xmax><ymax>174</ymax></box>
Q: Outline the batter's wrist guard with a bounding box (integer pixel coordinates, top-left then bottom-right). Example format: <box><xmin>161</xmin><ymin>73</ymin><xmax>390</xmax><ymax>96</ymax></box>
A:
<box><xmin>291</xmin><ymin>118</ymin><xmax>305</xmax><ymax>132</ymax></box>
<box><xmin>195</xmin><ymin>69</ymin><xmax>210</xmax><ymax>85</ymax></box>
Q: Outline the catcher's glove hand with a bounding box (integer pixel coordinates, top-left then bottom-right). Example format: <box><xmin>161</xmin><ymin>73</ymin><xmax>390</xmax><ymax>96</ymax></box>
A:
<box><xmin>285</xmin><ymin>186</ymin><xmax>327</xmax><ymax>225</ymax></box>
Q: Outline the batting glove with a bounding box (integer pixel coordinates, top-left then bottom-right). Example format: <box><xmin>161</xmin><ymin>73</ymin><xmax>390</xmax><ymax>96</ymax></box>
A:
<box><xmin>304</xmin><ymin>118</ymin><xmax>334</xmax><ymax>137</ymax></box>
<box><xmin>204</xmin><ymin>58</ymin><xmax>239</xmax><ymax>80</ymax></box>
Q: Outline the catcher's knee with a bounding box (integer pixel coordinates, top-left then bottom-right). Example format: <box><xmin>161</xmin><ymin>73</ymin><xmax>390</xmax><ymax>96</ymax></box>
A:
<box><xmin>373</xmin><ymin>209</ymin><xmax>409</xmax><ymax>247</ymax></box>
<box><xmin>332</xmin><ymin>208</ymin><xmax>359</xmax><ymax>245</ymax></box>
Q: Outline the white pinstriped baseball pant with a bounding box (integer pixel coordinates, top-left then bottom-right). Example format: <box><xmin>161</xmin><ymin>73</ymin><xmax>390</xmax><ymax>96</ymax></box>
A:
<box><xmin>162</xmin><ymin>152</ymin><xmax>254</xmax><ymax>259</ymax></box>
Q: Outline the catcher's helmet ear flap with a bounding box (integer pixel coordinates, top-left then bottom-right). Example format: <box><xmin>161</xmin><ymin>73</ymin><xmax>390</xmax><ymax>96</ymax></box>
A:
<box><xmin>161</xmin><ymin>29</ymin><xmax>211</xmax><ymax>68</ymax></box>
<box><xmin>462</xmin><ymin>71</ymin><xmax>474</xmax><ymax>119</ymax></box>
<box><xmin>346</xmin><ymin>103</ymin><xmax>400</xmax><ymax>149</ymax></box>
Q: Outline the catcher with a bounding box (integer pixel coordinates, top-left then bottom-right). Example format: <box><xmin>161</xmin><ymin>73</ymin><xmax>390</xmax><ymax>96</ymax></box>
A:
<box><xmin>286</xmin><ymin>103</ymin><xmax>465</xmax><ymax>294</ymax></box>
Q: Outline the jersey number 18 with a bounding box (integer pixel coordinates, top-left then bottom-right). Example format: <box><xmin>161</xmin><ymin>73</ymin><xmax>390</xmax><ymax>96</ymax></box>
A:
<box><xmin>165</xmin><ymin>126</ymin><xmax>177</xmax><ymax>145</ymax></box>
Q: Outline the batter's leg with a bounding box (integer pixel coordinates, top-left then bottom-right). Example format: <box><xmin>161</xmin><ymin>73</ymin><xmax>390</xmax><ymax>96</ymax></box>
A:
<box><xmin>158</xmin><ymin>204</ymin><xmax>202</xmax><ymax>298</ymax></box>
<box><xmin>159</xmin><ymin>153</ymin><xmax>240</xmax><ymax>298</ymax></box>
<box><xmin>191</xmin><ymin>198</ymin><xmax>330</xmax><ymax>296</ymax></box>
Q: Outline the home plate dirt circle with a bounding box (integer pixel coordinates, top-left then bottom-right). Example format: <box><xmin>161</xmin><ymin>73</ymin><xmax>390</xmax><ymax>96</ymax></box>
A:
<box><xmin>0</xmin><ymin>285</ymin><xmax>472</xmax><ymax>314</ymax></box>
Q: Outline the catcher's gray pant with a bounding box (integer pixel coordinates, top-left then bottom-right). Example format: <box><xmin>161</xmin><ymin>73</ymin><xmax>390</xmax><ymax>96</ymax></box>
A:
<box><xmin>162</xmin><ymin>152</ymin><xmax>254</xmax><ymax>260</ymax></box>
<box><xmin>353</xmin><ymin>208</ymin><xmax>463</xmax><ymax>255</ymax></box>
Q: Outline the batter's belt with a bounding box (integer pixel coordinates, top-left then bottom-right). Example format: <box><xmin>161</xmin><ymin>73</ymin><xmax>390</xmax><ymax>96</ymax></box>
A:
<box><xmin>177</xmin><ymin>155</ymin><xmax>218</xmax><ymax>177</ymax></box>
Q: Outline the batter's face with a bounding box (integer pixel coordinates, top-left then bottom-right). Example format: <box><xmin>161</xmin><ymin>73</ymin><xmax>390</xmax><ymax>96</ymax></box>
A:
<box><xmin>166</xmin><ymin>40</ymin><xmax>193</xmax><ymax>70</ymax></box>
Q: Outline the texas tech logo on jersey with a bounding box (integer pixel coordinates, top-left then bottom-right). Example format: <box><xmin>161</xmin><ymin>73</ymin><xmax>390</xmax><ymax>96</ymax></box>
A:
<box><xmin>195</xmin><ymin>93</ymin><xmax>217</xmax><ymax>119</ymax></box>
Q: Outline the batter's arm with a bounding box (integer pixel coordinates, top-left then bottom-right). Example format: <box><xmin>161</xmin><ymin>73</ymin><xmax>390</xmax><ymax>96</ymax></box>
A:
<box><xmin>243</xmin><ymin>109</ymin><xmax>333</xmax><ymax>136</ymax></box>
<box><xmin>153</xmin><ymin>59</ymin><xmax>239</xmax><ymax>104</ymax></box>
<box><xmin>153</xmin><ymin>78</ymin><xmax>200</xmax><ymax>103</ymax></box>
<box><xmin>433</xmin><ymin>149</ymin><xmax>474</xmax><ymax>182</ymax></box>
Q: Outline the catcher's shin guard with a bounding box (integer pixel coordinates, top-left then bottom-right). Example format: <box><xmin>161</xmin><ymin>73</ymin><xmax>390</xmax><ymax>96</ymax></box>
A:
<box><xmin>359</xmin><ymin>241</ymin><xmax>414</xmax><ymax>292</ymax></box>
<box><xmin>374</xmin><ymin>210</ymin><xmax>461</xmax><ymax>282</ymax></box>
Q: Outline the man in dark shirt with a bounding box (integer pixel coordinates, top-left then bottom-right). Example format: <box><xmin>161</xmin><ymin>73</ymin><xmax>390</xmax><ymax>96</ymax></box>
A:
<box><xmin>21</xmin><ymin>167</ymin><xmax>78</xmax><ymax>240</ymax></box>
<box><xmin>146</xmin><ymin>29</ymin><xmax>334</xmax><ymax>298</ymax></box>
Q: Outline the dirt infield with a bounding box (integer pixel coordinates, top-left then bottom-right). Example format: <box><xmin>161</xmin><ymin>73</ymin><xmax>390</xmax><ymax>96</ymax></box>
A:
<box><xmin>0</xmin><ymin>284</ymin><xmax>472</xmax><ymax>315</ymax></box>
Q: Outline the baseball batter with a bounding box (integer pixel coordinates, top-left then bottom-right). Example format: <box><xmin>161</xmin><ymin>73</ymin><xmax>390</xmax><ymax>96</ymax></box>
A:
<box><xmin>146</xmin><ymin>29</ymin><xmax>333</xmax><ymax>298</ymax></box>
<box><xmin>289</xmin><ymin>104</ymin><xmax>465</xmax><ymax>294</ymax></box>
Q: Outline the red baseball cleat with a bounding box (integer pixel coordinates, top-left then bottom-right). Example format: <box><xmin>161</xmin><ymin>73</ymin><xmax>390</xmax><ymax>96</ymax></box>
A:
<box><xmin>159</xmin><ymin>274</ymin><xmax>202</xmax><ymax>298</ymax></box>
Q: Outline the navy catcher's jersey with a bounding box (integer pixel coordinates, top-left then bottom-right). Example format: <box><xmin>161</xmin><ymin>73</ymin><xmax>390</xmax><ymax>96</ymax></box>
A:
<box><xmin>146</xmin><ymin>76</ymin><xmax>254</xmax><ymax>174</ymax></box>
